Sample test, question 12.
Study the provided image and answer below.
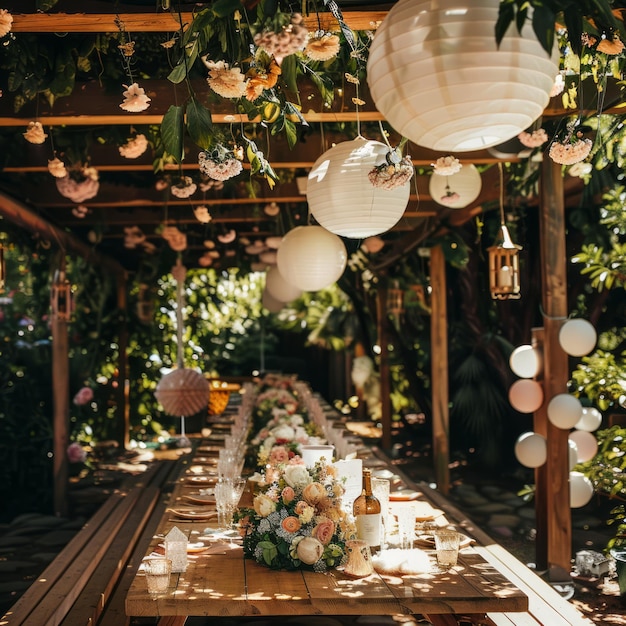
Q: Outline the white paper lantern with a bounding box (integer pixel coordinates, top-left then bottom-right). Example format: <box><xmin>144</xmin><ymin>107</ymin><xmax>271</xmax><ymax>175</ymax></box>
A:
<box><xmin>514</xmin><ymin>432</ymin><xmax>547</xmax><ymax>468</ymax></box>
<box><xmin>508</xmin><ymin>379</ymin><xmax>544</xmax><ymax>413</ymax></box>
<box><xmin>569</xmin><ymin>471</ymin><xmax>594</xmax><ymax>508</ymax></box>
<box><xmin>367</xmin><ymin>0</ymin><xmax>559</xmax><ymax>152</ymax></box>
<box><xmin>568</xmin><ymin>439</ymin><xmax>579</xmax><ymax>470</ymax></box>
<box><xmin>261</xmin><ymin>288</ymin><xmax>284</xmax><ymax>313</ymax></box>
<box><xmin>276</xmin><ymin>226</ymin><xmax>347</xmax><ymax>292</ymax></box>
<box><xmin>306</xmin><ymin>138</ymin><xmax>410</xmax><ymax>238</ymax></box>
<box><xmin>569</xmin><ymin>430</ymin><xmax>599</xmax><ymax>463</ymax></box>
<box><xmin>429</xmin><ymin>165</ymin><xmax>482</xmax><ymax>209</ymax></box>
<box><xmin>509</xmin><ymin>344</ymin><xmax>543</xmax><ymax>379</ymax></box>
<box><xmin>559</xmin><ymin>318</ymin><xmax>597</xmax><ymax>356</ymax></box>
<box><xmin>265</xmin><ymin>266</ymin><xmax>302</xmax><ymax>303</ymax></box>
<box><xmin>574</xmin><ymin>407</ymin><xmax>603</xmax><ymax>432</ymax></box>
<box><xmin>547</xmin><ymin>394</ymin><xmax>583</xmax><ymax>429</ymax></box>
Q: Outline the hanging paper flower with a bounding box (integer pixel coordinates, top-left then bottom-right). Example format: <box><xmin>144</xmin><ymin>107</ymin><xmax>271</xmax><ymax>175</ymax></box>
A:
<box><xmin>245</xmin><ymin>60</ymin><xmax>281</xmax><ymax>101</ymax></box>
<box><xmin>48</xmin><ymin>157</ymin><xmax>67</xmax><ymax>178</ymax></box>
<box><xmin>67</xmin><ymin>442</ymin><xmax>87</xmax><ymax>464</ymax></box>
<box><xmin>199</xmin><ymin>178</ymin><xmax>224</xmax><ymax>192</ymax></box>
<box><xmin>596</xmin><ymin>35</ymin><xmax>625</xmax><ymax>55</ymax></box>
<box><xmin>549</xmin><ymin>133</ymin><xmax>593</xmax><ymax>165</ymax></box>
<box><xmin>71</xmin><ymin>205</ymin><xmax>89</xmax><ymax>218</ymax></box>
<box><xmin>73</xmin><ymin>386</ymin><xmax>94</xmax><ymax>406</ymax></box>
<box><xmin>56</xmin><ymin>167</ymin><xmax>100</xmax><ymax>203</ymax></box>
<box><xmin>119</xmin><ymin>133</ymin><xmax>149</xmax><ymax>159</ymax></box>
<box><xmin>264</xmin><ymin>202</ymin><xmax>280</xmax><ymax>216</ymax></box>
<box><xmin>305</xmin><ymin>31</ymin><xmax>341</xmax><ymax>62</ymax></box>
<box><xmin>518</xmin><ymin>128</ymin><xmax>548</xmax><ymax>148</ymax></box>
<box><xmin>432</xmin><ymin>155</ymin><xmax>462</xmax><ymax>176</ymax></box>
<box><xmin>217</xmin><ymin>229</ymin><xmax>236</xmax><ymax>244</ymax></box>
<box><xmin>198</xmin><ymin>253</ymin><xmax>213</xmax><ymax>267</ymax></box>
<box><xmin>119</xmin><ymin>83</ymin><xmax>151</xmax><ymax>113</ymax></box>
<box><xmin>439</xmin><ymin>189</ymin><xmax>461</xmax><ymax>205</ymax></box>
<box><xmin>170</xmin><ymin>176</ymin><xmax>197</xmax><ymax>198</ymax></box>
<box><xmin>193</xmin><ymin>205</ymin><xmax>212</xmax><ymax>223</ymax></box>
<box><xmin>162</xmin><ymin>225</ymin><xmax>188</xmax><ymax>251</ymax></box>
<box><xmin>23</xmin><ymin>121</ymin><xmax>48</xmax><ymax>144</ymax></box>
<box><xmin>253</xmin><ymin>13</ymin><xmax>308</xmax><ymax>60</ymax></box>
<box><xmin>198</xmin><ymin>146</ymin><xmax>243</xmax><ymax>181</ymax></box>
<box><xmin>205</xmin><ymin>60</ymin><xmax>247</xmax><ymax>98</ymax></box>
<box><xmin>0</xmin><ymin>9</ymin><xmax>13</xmax><ymax>38</ymax></box>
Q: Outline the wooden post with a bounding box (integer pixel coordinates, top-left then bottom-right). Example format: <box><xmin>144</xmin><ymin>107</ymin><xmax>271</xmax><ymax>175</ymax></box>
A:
<box><xmin>376</xmin><ymin>280</ymin><xmax>392</xmax><ymax>452</ymax></box>
<box><xmin>430</xmin><ymin>245</ymin><xmax>450</xmax><ymax>494</ymax></box>
<box><xmin>537</xmin><ymin>158</ymin><xmax>572</xmax><ymax>580</ymax></box>
<box><xmin>51</xmin><ymin>291</ymin><xmax>70</xmax><ymax>518</ymax></box>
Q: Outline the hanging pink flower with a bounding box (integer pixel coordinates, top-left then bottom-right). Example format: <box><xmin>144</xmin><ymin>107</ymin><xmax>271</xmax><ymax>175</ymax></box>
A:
<box><xmin>23</xmin><ymin>121</ymin><xmax>48</xmax><ymax>145</ymax></box>
<box><xmin>73</xmin><ymin>386</ymin><xmax>94</xmax><ymax>406</ymax></box>
<box><xmin>67</xmin><ymin>442</ymin><xmax>87</xmax><ymax>464</ymax></box>
<box><xmin>0</xmin><ymin>9</ymin><xmax>13</xmax><ymax>38</ymax></box>
<box><xmin>119</xmin><ymin>83</ymin><xmax>151</xmax><ymax>113</ymax></box>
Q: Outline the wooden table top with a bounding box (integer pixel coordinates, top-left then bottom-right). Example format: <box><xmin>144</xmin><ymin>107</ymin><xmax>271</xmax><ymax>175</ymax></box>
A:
<box><xmin>125</xmin><ymin>434</ymin><xmax>528</xmax><ymax>620</ymax></box>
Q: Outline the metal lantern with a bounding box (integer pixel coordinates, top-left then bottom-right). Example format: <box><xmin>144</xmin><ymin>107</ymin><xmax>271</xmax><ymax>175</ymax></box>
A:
<box><xmin>488</xmin><ymin>225</ymin><xmax>522</xmax><ymax>300</ymax></box>
<box><xmin>306</xmin><ymin>138</ymin><xmax>410</xmax><ymax>238</ymax></box>
<box><xmin>51</xmin><ymin>264</ymin><xmax>73</xmax><ymax>321</ymax></box>
<box><xmin>386</xmin><ymin>283</ymin><xmax>404</xmax><ymax>317</ymax></box>
<box><xmin>367</xmin><ymin>0</ymin><xmax>559</xmax><ymax>152</ymax></box>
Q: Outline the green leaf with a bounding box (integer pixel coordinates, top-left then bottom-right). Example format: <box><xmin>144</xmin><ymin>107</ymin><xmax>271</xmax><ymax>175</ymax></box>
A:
<box><xmin>168</xmin><ymin>61</ymin><xmax>190</xmax><ymax>85</ymax></box>
<box><xmin>212</xmin><ymin>0</ymin><xmax>243</xmax><ymax>17</ymax></box>
<box><xmin>281</xmin><ymin>117</ymin><xmax>298</xmax><ymax>149</ymax></box>
<box><xmin>280</xmin><ymin>54</ymin><xmax>299</xmax><ymax>94</ymax></box>
<box><xmin>531</xmin><ymin>6</ymin><xmax>556</xmax><ymax>56</ymax></box>
<box><xmin>186</xmin><ymin>98</ymin><xmax>214</xmax><ymax>150</ymax></box>
<box><xmin>495</xmin><ymin>2</ymin><xmax>515</xmax><ymax>47</ymax></box>
<box><xmin>36</xmin><ymin>0</ymin><xmax>59</xmax><ymax>10</ymax></box>
<box><xmin>160</xmin><ymin>105</ymin><xmax>186</xmax><ymax>163</ymax></box>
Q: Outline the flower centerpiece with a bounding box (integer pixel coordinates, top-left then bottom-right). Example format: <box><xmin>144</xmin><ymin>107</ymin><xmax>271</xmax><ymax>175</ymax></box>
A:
<box><xmin>235</xmin><ymin>457</ymin><xmax>355</xmax><ymax>571</ymax></box>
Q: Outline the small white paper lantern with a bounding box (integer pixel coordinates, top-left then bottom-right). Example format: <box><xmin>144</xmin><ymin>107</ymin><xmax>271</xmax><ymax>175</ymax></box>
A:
<box><xmin>307</xmin><ymin>138</ymin><xmax>410</xmax><ymax>238</ymax></box>
<box><xmin>262</xmin><ymin>288</ymin><xmax>284</xmax><ymax>313</ymax></box>
<box><xmin>575</xmin><ymin>407</ymin><xmax>603</xmax><ymax>433</ymax></box>
<box><xmin>367</xmin><ymin>0</ymin><xmax>559</xmax><ymax>152</ymax></box>
<box><xmin>429</xmin><ymin>165</ymin><xmax>482</xmax><ymax>209</ymax></box>
<box><xmin>164</xmin><ymin>526</ymin><xmax>188</xmax><ymax>573</ymax></box>
<box><xmin>559</xmin><ymin>318</ymin><xmax>597</xmax><ymax>356</ymax></box>
<box><xmin>276</xmin><ymin>226</ymin><xmax>347</xmax><ymax>292</ymax></box>
<box><xmin>570</xmin><ymin>471</ymin><xmax>594</xmax><ymax>508</ymax></box>
<box><xmin>568</xmin><ymin>439</ymin><xmax>579</xmax><ymax>470</ymax></box>
<box><xmin>265</xmin><ymin>266</ymin><xmax>302</xmax><ymax>303</ymax></box>
<box><xmin>509</xmin><ymin>344</ymin><xmax>543</xmax><ymax>379</ymax></box>
<box><xmin>514</xmin><ymin>432</ymin><xmax>547</xmax><ymax>468</ymax></box>
<box><xmin>547</xmin><ymin>394</ymin><xmax>583</xmax><ymax>429</ymax></box>
<box><xmin>508</xmin><ymin>379</ymin><xmax>544</xmax><ymax>413</ymax></box>
<box><xmin>569</xmin><ymin>430</ymin><xmax>599</xmax><ymax>463</ymax></box>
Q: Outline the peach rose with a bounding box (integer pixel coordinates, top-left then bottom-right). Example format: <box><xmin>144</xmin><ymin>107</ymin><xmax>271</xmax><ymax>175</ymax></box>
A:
<box><xmin>281</xmin><ymin>486</ymin><xmax>295</xmax><ymax>504</ymax></box>
<box><xmin>281</xmin><ymin>516</ymin><xmax>301</xmax><ymax>533</ymax></box>
<box><xmin>313</xmin><ymin>518</ymin><xmax>335</xmax><ymax>545</ymax></box>
<box><xmin>269</xmin><ymin>445</ymin><xmax>290</xmax><ymax>465</ymax></box>
<box><xmin>253</xmin><ymin>494</ymin><xmax>276</xmax><ymax>517</ymax></box>
<box><xmin>302</xmin><ymin>482</ymin><xmax>326</xmax><ymax>505</ymax></box>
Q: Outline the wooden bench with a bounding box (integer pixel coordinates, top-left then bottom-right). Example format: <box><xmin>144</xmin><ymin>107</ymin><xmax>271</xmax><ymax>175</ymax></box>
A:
<box><xmin>372</xmin><ymin>449</ymin><xmax>594</xmax><ymax>626</ymax></box>
<box><xmin>0</xmin><ymin>457</ymin><xmax>184</xmax><ymax>626</ymax></box>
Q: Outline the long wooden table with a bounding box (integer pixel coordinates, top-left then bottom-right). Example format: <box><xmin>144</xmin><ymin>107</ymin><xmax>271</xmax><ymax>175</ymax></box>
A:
<box><xmin>125</xmin><ymin>432</ymin><xmax>529</xmax><ymax>625</ymax></box>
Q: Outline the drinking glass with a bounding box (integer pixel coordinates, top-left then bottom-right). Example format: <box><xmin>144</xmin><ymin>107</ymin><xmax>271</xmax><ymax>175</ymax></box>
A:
<box><xmin>144</xmin><ymin>557</ymin><xmax>172</xmax><ymax>597</ymax></box>
<box><xmin>395</xmin><ymin>503</ymin><xmax>417</xmax><ymax>550</ymax></box>
<box><xmin>372</xmin><ymin>477</ymin><xmax>390</xmax><ymax>548</ymax></box>
<box><xmin>215</xmin><ymin>477</ymin><xmax>247</xmax><ymax>530</ymax></box>
<box><xmin>433</xmin><ymin>529</ymin><xmax>461</xmax><ymax>571</ymax></box>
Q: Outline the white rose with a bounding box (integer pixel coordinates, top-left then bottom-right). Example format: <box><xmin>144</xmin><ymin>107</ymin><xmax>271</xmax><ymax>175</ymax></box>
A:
<box><xmin>271</xmin><ymin>424</ymin><xmax>295</xmax><ymax>441</ymax></box>
<box><xmin>283</xmin><ymin>465</ymin><xmax>312</xmax><ymax>490</ymax></box>
<box><xmin>289</xmin><ymin>414</ymin><xmax>304</xmax><ymax>427</ymax></box>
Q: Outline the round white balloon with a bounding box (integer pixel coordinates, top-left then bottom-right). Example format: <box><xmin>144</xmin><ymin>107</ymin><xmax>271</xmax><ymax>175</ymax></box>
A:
<box><xmin>509</xmin><ymin>345</ymin><xmax>542</xmax><ymax>379</ymax></box>
<box><xmin>574</xmin><ymin>407</ymin><xmax>603</xmax><ymax>432</ymax></box>
<box><xmin>570</xmin><ymin>471</ymin><xmax>594</xmax><ymax>508</ymax></box>
<box><xmin>514</xmin><ymin>432</ymin><xmax>547</xmax><ymax>468</ymax></box>
<box><xmin>508</xmin><ymin>379</ymin><xmax>544</xmax><ymax>413</ymax></box>
<box><xmin>559</xmin><ymin>319</ymin><xmax>597</xmax><ymax>357</ymax></box>
<box><xmin>265</xmin><ymin>266</ymin><xmax>302</xmax><ymax>303</ymax></box>
<box><xmin>547</xmin><ymin>394</ymin><xmax>583</xmax><ymax>429</ymax></box>
<box><xmin>569</xmin><ymin>430</ymin><xmax>599</xmax><ymax>463</ymax></box>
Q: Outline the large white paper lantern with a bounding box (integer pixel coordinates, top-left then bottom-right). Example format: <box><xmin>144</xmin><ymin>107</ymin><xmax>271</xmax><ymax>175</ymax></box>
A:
<box><xmin>509</xmin><ymin>344</ymin><xmax>542</xmax><ymax>378</ymax></box>
<box><xmin>574</xmin><ymin>407</ymin><xmax>603</xmax><ymax>432</ymax></box>
<box><xmin>429</xmin><ymin>165</ymin><xmax>482</xmax><ymax>209</ymax></box>
<box><xmin>367</xmin><ymin>0</ymin><xmax>559</xmax><ymax>152</ymax></box>
<box><xmin>508</xmin><ymin>379</ymin><xmax>544</xmax><ymax>413</ymax></box>
<box><xmin>570</xmin><ymin>471</ymin><xmax>594</xmax><ymax>508</ymax></box>
<box><xmin>514</xmin><ymin>432</ymin><xmax>547</xmax><ymax>468</ymax></box>
<box><xmin>306</xmin><ymin>138</ymin><xmax>410</xmax><ymax>238</ymax></box>
<box><xmin>559</xmin><ymin>318</ymin><xmax>597</xmax><ymax>356</ymax></box>
<box><xmin>547</xmin><ymin>394</ymin><xmax>583</xmax><ymax>429</ymax></box>
<box><xmin>569</xmin><ymin>430</ymin><xmax>599</xmax><ymax>463</ymax></box>
<box><xmin>276</xmin><ymin>226</ymin><xmax>347</xmax><ymax>292</ymax></box>
<box><xmin>265</xmin><ymin>266</ymin><xmax>302</xmax><ymax>303</ymax></box>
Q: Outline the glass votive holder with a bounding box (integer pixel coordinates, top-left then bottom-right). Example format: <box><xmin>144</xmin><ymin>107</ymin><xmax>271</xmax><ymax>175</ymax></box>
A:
<box><xmin>144</xmin><ymin>557</ymin><xmax>172</xmax><ymax>597</ymax></box>
<box><xmin>372</xmin><ymin>477</ymin><xmax>391</xmax><ymax>548</ymax></box>
<box><xmin>433</xmin><ymin>529</ymin><xmax>461</xmax><ymax>571</ymax></box>
<box><xmin>395</xmin><ymin>503</ymin><xmax>417</xmax><ymax>550</ymax></box>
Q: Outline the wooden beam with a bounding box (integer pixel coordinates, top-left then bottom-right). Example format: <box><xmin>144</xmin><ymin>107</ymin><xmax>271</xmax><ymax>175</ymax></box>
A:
<box><xmin>536</xmin><ymin>157</ymin><xmax>572</xmax><ymax>580</ymax></box>
<box><xmin>10</xmin><ymin>11</ymin><xmax>388</xmax><ymax>34</ymax></box>
<box><xmin>430</xmin><ymin>244</ymin><xmax>450</xmax><ymax>495</ymax></box>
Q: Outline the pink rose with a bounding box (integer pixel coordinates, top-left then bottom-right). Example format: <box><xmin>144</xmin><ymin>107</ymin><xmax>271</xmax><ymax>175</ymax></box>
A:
<box><xmin>313</xmin><ymin>518</ymin><xmax>335</xmax><ymax>545</ymax></box>
<box><xmin>302</xmin><ymin>482</ymin><xmax>326</xmax><ymax>505</ymax></box>
<box><xmin>269</xmin><ymin>445</ymin><xmax>290</xmax><ymax>465</ymax></box>
<box><xmin>281</xmin><ymin>486</ymin><xmax>295</xmax><ymax>504</ymax></box>
<box><xmin>67</xmin><ymin>442</ymin><xmax>87</xmax><ymax>464</ymax></box>
<box><xmin>73</xmin><ymin>386</ymin><xmax>94</xmax><ymax>406</ymax></box>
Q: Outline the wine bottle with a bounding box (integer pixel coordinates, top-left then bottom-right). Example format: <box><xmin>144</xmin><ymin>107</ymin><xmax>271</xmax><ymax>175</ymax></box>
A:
<box><xmin>353</xmin><ymin>468</ymin><xmax>382</xmax><ymax>552</ymax></box>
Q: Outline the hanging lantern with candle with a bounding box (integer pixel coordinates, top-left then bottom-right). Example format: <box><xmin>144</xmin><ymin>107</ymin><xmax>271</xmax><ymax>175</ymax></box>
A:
<box><xmin>386</xmin><ymin>281</ymin><xmax>404</xmax><ymax>318</ymax></box>
<box><xmin>51</xmin><ymin>260</ymin><xmax>73</xmax><ymax>322</ymax></box>
<box><xmin>488</xmin><ymin>164</ymin><xmax>522</xmax><ymax>300</ymax></box>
